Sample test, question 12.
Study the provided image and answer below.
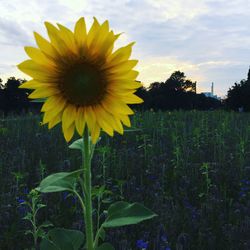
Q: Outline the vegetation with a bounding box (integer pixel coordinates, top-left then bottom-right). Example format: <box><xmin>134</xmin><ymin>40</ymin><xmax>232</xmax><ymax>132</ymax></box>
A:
<box><xmin>0</xmin><ymin>110</ymin><xmax>249</xmax><ymax>249</ymax></box>
<box><xmin>1</xmin><ymin>68</ymin><xmax>250</xmax><ymax>114</ymax></box>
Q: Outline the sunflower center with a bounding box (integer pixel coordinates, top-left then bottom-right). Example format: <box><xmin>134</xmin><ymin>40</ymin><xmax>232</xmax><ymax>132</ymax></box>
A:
<box><xmin>60</xmin><ymin>62</ymin><xmax>107</xmax><ymax>106</ymax></box>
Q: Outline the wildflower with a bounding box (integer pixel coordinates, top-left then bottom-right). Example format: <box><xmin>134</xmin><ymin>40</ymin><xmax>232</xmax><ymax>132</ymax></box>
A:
<box><xmin>136</xmin><ymin>239</ymin><xmax>148</xmax><ymax>249</ymax></box>
<box><xmin>62</xmin><ymin>191</ymin><xmax>69</xmax><ymax>200</ymax></box>
<box><xmin>17</xmin><ymin>197</ymin><xmax>25</xmax><ymax>204</ymax></box>
<box><xmin>18</xmin><ymin>17</ymin><xmax>143</xmax><ymax>143</ymax></box>
<box><xmin>161</xmin><ymin>234</ymin><xmax>168</xmax><ymax>242</ymax></box>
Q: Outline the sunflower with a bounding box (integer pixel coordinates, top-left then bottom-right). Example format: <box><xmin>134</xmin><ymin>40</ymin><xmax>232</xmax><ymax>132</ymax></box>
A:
<box><xmin>18</xmin><ymin>17</ymin><xmax>143</xmax><ymax>143</ymax></box>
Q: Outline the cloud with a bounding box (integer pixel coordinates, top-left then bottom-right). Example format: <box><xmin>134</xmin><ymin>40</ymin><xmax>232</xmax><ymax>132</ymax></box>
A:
<box><xmin>0</xmin><ymin>18</ymin><xmax>32</xmax><ymax>46</ymax></box>
<box><xmin>146</xmin><ymin>0</ymin><xmax>209</xmax><ymax>22</ymax></box>
<box><xmin>0</xmin><ymin>0</ymin><xmax>250</xmax><ymax>96</ymax></box>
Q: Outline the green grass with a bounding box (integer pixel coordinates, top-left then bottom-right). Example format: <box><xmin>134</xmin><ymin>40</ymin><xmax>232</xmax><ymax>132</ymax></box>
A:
<box><xmin>0</xmin><ymin>110</ymin><xmax>250</xmax><ymax>249</ymax></box>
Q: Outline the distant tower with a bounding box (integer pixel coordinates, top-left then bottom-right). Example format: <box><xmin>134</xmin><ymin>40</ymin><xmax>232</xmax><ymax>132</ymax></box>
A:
<box><xmin>211</xmin><ymin>82</ymin><xmax>214</xmax><ymax>96</ymax></box>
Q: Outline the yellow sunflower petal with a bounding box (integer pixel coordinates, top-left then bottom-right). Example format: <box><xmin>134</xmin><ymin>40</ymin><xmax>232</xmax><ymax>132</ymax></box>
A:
<box><xmin>29</xmin><ymin>87</ymin><xmax>60</xmax><ymax>99</ymax></box>
<box><xmin>17</xmin><ymin>60</ymin><xmax>53</xmax><ymax>80</ymax></box>
<box><xmin>62</xmin><ymin>104</ymin><xmax>77</xmax><ymax>130</ymax></box>
<box><xmin>43</xmin><ymin>107</ymin><xmax>63</xmax><ymax>124</ymax></box>
<box><xmin>41</xmin><ymin>95</ymin><xmax>66</xmax><ymax>112</ymax></box>
<box><xmin>24</xmin><ymin>47</ymin><xmax>55</xmax><ymax>68</ymax></box>
<box><xmin>85</xmin><ymin>106</ymin><xmax>96</xmax><ymax>133</ymax></box>
<box><xmin>34</xmin><ymin>32</ymin><xmax>59</xmax><ymax>60</ymax></box>
<box><xmin>107</xmin><ymin>87</ymin><xmax>136</xmax><ymax>96</ymax></box>
<box><xmin>74</xmin><ymin>17</ymin><xmax>87</xmax><ymax>46</ymax></box>
<box><xmin>115</xmin><ymin>93</ymin><xmax>143</xmax><ymax>104</ymax></box>
<box><xmin>106</xmin><ymin>60</ymin><xmax>138</xmax><ymax>73</ymax></box>
<box><xmin>57</xmin><ymin>23</ymin><xmax>77</xmax><ymax>54</ymax></box>
<box><xmin>109</xmin><ymin>80</ymin><xmax>142</xmax><ymax>90</ymax></box>
<box><xmin>107</xmin><ymin>42</ymin><xmax>135</xmax><ymax>66</ymax></box>
<box><xmin>102</xmin><ymin>95</ymin><xmax>134</xmax><ymax>115</ymax></box>
<box><xmin>108</xmin><ymin>70</ymin><xmax>139</xmax><ymax>82</ymax></box>
<box><xmin>44</xmin><ymin>22</ymin><xmax>69</xmax><ymax>56</ymax></box>
<box><xmin>63</xmin><ymin>123</ymin><xmax>75</xmax><ymax>142</ymax></box>
<box><xmin>117</xmin><ymin>114</ymin><xmax>131</xmax><ymax>127</ymax></box>
<box><xmin>48</xmin><ymin>112</ymin><xmax>62</xmax><ymax>129</ymax></box>
<box><xmin>113</xmin><ymin>117</ymin><xmax>124</xmax><ymax>134</ymax></box>
<box><xmin>19</xmin><ymin>80</ymin><xmax>51</xmax><ymax>89</ymax></box>
<box><xmin>89</xmin><ymin>20</ymin><xmax>109</xmax><ymax>53</ymax></box>
<box><xmin>94</xmin><ymin>106</ymin><xmax>114</xmax><ymax>136</ymax></box>
<box><xmin>87</xmin><ymin>17</ymin><xmax>101</xmax><ymax>48</ymax></box>
<box><xmin>75</xmin><ymin>107</ymin><xmax>86</xmax><ymax>135</ymax></box>
<box><xmin>91</xmin><ymin>123</ymin><xmax>101</xmax><ymax>144</ymax></box>
<box><xmin>43</xmin><ymin>109</ymin><xmax>63</xmax><ymax>124</ymax></box>
<box><xmin>98</xmin><ymin>31</ymin><xmax>120</xmax><ymax>59</ymax></box>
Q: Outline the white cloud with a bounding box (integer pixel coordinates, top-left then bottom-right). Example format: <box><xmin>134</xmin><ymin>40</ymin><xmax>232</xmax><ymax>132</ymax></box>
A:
<box><xmin>146</xmin><ymin>0</ymin><xmax>209</xmax><ymax>22</ymax></box>
<box><xmin>0</xmin><ymin>0</ymin><xmax>250</xmax><ymax>96</ymax></box>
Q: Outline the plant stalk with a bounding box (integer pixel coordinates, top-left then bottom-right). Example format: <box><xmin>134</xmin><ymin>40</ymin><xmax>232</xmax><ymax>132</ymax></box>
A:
<box><xmin>83</xmin><ymin>128</ymin><xmax>94</xmax><ymax>250</ymax></box>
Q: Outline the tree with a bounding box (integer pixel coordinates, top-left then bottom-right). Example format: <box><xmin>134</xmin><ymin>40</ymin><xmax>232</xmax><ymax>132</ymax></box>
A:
<box><xmin>0</xmin><ymin>78</ymin><xmax>4</xmax><ymax>89</ymax></box>
<box><xmin>226</xmin><ymin>68</ymin><xmax>250</xmax><ymax>111</ymax></box>
<box><xmin>165</xmin><ymin>71</ymin><xmax>196</xmax><ymax>92</ymax></box>
<box><xmin>0</xmin><ymin>77</ymin><xmax>32</xmax><ymax>114</ymax></box>
<box><xmin>247</xmin><ymin>67</ymin><xmax>250</xmax><ymax>82</ymax></box>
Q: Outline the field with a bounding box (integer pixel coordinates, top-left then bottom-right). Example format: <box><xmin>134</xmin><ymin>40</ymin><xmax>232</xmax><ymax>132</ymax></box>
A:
<box><xmin>0</xmin><ymin>110</ymin><xmax>250</xmax><ymax>250</ymax></box>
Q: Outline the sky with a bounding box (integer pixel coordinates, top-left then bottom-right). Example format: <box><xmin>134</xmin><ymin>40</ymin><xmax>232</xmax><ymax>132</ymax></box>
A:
<box><xmin>0</xmin><ymin>0</ymin><xmax>250</xmax><ymax>97</ymax></box>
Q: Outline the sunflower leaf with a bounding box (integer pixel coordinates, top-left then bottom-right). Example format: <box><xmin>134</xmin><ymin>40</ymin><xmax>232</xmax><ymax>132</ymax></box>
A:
<box><xmin>102</xmin><ymin>201</ymin><xmax>157</xmax><ymax>228</ymax></box>
<box><xmin>40</xmin><ymin>228</ymin><xmax>84</xmax><ymax>250</ymax></box>
<box><xmin>69</xmin><ymin>138</ymin><xmax>84</xmax><ymax>150</ymax></box>
<box><xmin>36</xmin><ymin>170</ymin><xmax>82</xmax><ymax>193</ymax></box>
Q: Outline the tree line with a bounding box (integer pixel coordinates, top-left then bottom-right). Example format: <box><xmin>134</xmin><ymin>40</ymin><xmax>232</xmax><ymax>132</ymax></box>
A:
<box><xmin>0</xmin><ymin>68</ymin><xmax>250</xmax><ymax>115</ymax></box>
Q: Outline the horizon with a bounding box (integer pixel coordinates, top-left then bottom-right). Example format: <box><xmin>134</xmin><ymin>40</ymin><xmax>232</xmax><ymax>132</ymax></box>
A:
<box><xmin>1</xmin><ymin>0</ymin><xmax>250</xmax><ymax>97</ymax></box>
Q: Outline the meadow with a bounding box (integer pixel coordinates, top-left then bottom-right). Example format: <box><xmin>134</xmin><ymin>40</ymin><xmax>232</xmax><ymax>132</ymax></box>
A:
<box><xmin>0</xmin><ymin>110</ymin><xmax>250</xmax><ymax>250</ymax></box>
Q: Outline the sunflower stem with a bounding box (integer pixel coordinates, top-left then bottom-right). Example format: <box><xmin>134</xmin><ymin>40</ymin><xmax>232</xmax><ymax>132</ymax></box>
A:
<box><xmin>83</xmin><ymin>128</ymin><xmax>94</xmax><ymax>250</ymax></box>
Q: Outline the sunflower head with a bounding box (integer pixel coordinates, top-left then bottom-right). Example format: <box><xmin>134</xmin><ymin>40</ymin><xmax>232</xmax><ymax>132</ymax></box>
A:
<box><xmin>18</xmin><ymin>17</ymin><xmax>143</xmax><ymax>143</ymax></box>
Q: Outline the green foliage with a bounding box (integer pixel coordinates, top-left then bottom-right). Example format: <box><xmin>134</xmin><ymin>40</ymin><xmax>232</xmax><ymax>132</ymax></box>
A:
<box><xmin>21</xmin><ymin>189</ymin><xmax>53</xmax><ymax>248</ymax></box>
<box><xmin>1</xmin><ymin>111</ymin><xmax>250</xmax><ymax>249</ymax></box>
<box><xmin>103</xmin><ymin>201</ymin><xmax>157</xmax><ymax>228</ymax></box>
<box><xmin>40</xmin><ymin>228</ymin><xmax>84</xmax><ymax>250</ymax></box>
<box><xmin>69</xmin><ymin>138</ymin><xmax>84</xmax><ymax>151</ymax></box>
<box><xmin>37</xmin><ymin>170</ymin><xmax>82</xmax><ymax>193</ymax></box>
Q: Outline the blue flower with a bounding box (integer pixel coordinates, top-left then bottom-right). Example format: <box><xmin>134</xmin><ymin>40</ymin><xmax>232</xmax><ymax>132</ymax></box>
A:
<box><xmin>62</xmin><ymin>192</ymin><xmax>69</xmax><ymax>200</ymax></box>
<box><xmin>17</xmin><ymin>197</ymin><xmax>25</xmax><ymax>204</ymax></box>
<box><xmin>136</xmin><ymin>239</ymin><xmax>148</xmax><ymax>249</ymax></box>
<box><xmin>161</xmin><ymin>234</ymin><xmax>168</xmax><ymax>242</ymax></box>
<box><xmin>239</xmin><ymin>191</ymin><xmax>246</xmax><ymax>197</ymax></box>
<box><xmin>241</xmin><ymin>179</ymin><xmax>250</xmax><ymax>185</ymax></box>
<box><xmin>165</xmin><ymin>247</ymin><xmax>171</xmax><ymax>250</ymax></box>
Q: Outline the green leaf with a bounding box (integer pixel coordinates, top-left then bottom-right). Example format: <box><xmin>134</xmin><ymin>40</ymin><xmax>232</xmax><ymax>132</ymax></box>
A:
<box><xmin>39</xmin><ymin>221</ymin><xmax>53</xmax><ymax>229</ymax></box>
<box><xmin>23</xmin><ymin>213</ymin><xmax>32</xmax><ymax>221</ymax></box>
<box><xmin>69</xmin><ymin>138</ymin><xmax>84</xmax><ymax>150</ymax></box>
<box><xmin>99</xmin><ymin>227</ymin><xmax>105</xmax><ymax>241</ymax></box>
<box><xmin>40</xmin><ymin>238</ymin><xmax>59</xmax><ymax>250</ymax></box>
<box><xmin>40</xmin><ymin>228</ymin><xmax>84</xmax><ymax>250</ymax></box>
<box><xmin>36</xmin><ymin>170</ymin><xmax>82</xmax><ymax>193</ymax></box>
<box><xmin>103</xmin><ymin>201</ymin><xmax>157</xmax><ymax>228</ymax></box>
<box><xmin>24</xmin><ymin>229</ymin><xmax>34</xmax><ymax>236</ymax></box>
<box><xmin>95</xmin><ymin>243</ymin><xmax>115</xmax><ymax>250</ymax></box>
